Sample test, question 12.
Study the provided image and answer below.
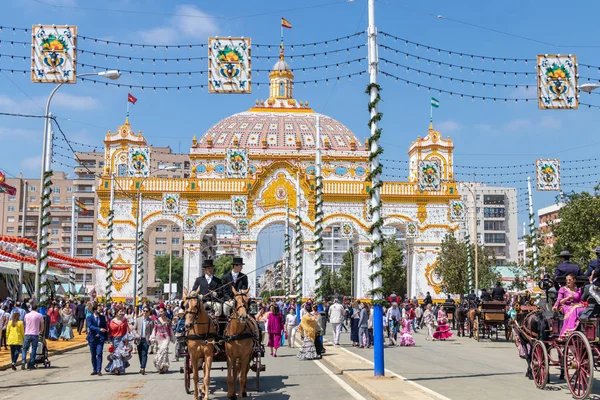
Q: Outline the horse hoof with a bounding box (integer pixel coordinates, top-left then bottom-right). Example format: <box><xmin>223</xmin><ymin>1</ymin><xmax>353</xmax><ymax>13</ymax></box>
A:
<box><xmin>242</xmin><ymin>392</ymin><xmax>248</xmax><ymax>398</ymax></box>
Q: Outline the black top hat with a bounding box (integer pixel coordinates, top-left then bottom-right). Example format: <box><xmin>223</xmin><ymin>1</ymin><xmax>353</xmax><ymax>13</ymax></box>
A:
<box><xmin>559</xmin><ymin>250</ymin><xmax>573</xmax><ymax>258</ymax></box>
<box><xmin>232</xmin><ymin>257</ymin><xmax>244</xmax><ymax>266</ymax></box>
<box><xmin>202</xmin><ymin>259</ymin><xmax>214</xmax><ymax>268</ymax></box>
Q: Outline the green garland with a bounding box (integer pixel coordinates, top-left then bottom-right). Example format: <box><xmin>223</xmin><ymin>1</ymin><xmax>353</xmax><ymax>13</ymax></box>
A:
<box><xmin>365</xmin><ymin>83</ymin><xmax>386</xmax><ymax>298</ymax></box>
<box><xmin>105</xmin><ymin>208</ymin><xmax>115</xmax><ymax>304</ymax></box>
<box><xmin>295</xmin><ymin>214</ymin><xmax>303</xmax><ymax>298</ymax></box>
<box><xmin>136</xmin><ymin>230</ymin><xmax>144</xmax><ymax>300</ymax></box>
<box><xmin>284</xmin><ymin>231</ymin><xmax>291</xmax><ymax>303</ymax></box>
<box><xmin>314</xmin><ymin>165</ymin><xmax>325</xmax><ymax>299</ymax></box>
<box><xmin>38</xmin><ymin>170</ymin><xmax>53</xmax><ymax>301</ymax></box>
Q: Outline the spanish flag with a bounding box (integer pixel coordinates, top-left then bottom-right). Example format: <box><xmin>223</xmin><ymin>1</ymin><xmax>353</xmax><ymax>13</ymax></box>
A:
<box><xmin>75</xmin><ymin>198</ymin><xmax>88</xmax><ymax>213</ymax></box>
<box><xmin>281</xmin><ymin>17</ymin><xmax>292</xmax><ymax>29</ymax></box>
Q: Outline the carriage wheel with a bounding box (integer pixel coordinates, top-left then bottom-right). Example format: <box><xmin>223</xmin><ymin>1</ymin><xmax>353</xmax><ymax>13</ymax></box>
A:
<box><xmin>531</xmin><ymin>340</ymin><xmax>549</xmax><ymax>389</ymax></box>
<box><xmin>474</xmin><ymin>317</ymin><xmax>480</xmax><ymax>342</ymax></box>
<box><xmin>564</xmin><ymin>331</ymin><xmax>594</xmax><ymax>400</ymax></box>
<box><xmin>255</xmin><ymin>353</ymin><xmax>262</xmax><ymax>392</ymax></box>
<box><xmin>184</xmin><ymin>355</ymin><xmax>192</xmax><ymax>395</ymax></box>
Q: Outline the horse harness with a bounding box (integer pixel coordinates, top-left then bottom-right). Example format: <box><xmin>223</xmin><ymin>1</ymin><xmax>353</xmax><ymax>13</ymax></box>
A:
<box><xmin>185</xmin><ymin>297</ymin><xmax>219</xmax><ymax>344</ymax></box>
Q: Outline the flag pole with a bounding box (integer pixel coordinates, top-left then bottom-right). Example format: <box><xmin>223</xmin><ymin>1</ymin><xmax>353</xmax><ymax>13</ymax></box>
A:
<box><xmin>430</xmin><ymin>103</ymin><xmax>433</xmax><ymax>123</ymax></box>
<box><xmin>127</xmin><ymin>99</ymin><xmax>130</xmax><ymax>120</ymax></box>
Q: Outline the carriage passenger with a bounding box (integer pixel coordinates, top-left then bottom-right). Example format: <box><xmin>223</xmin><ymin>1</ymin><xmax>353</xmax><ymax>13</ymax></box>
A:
<box><xmin>491</xmin><ymin>282</ymin><xmax>506</xmax><ymax>302</ymax></box>
<box><xmin>553</xmin><ymin>251</ymin><xmax>582</xmax><ymax>284</ymax></box>
<box><xmin>479</xmin><ymin>288</ymin><xmax>492</xmax><ymax>302</ymax></box>
<box><xmin>192</xmin><ymin>259</ymin><xmax>223</xmax><ymax>316</ymax></box>
<box><xmin>552</xmin><ymin>273</ymin><xmax>585</xmax><ymax>338</ymax></box>
<box><xmin>222</xmin><ymin>257</ymin><xmax>249</xmax><ymax>317</ymax></box>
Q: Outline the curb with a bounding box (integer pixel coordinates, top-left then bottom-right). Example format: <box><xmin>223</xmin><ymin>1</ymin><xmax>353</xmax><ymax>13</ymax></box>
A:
<box><xmin>0</xmin><ymin>342</ymin><xmax>88</xmax><ymax>371</ymax></box>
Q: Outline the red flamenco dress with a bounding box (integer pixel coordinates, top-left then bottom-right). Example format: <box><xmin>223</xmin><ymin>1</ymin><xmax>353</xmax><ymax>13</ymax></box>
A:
<box><xmin>432</xmin><ymin>310</ymin><xmax>453</xmax><ymax>340</ymax></box>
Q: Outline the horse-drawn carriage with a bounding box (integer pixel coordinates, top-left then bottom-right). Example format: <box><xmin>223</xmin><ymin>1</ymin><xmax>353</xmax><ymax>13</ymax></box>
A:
<box><xmin>180</xmin><ymin>288</ymin><xmax>266</xmax><ymax>400</ymax></box>
<box><xmin>472</xmin><ymin>300</ymin><xmax>509</xmax><ymax>341</ymax></box>
<box><xmin>512</xmin><ymin>276</ymin><xmax>600</xmax><ymax>399</ymax></box>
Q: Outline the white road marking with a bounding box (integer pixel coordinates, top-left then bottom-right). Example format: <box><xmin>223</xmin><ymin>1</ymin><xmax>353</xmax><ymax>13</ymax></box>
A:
<box><xmin>338</xmin><ymin>346</ymin><xmax>453</xmax><ymax>400</ymax></box>
<box><xmin>313</xmin><ymin>358</ymin><xmax>368</xmax><ymax>400</ymax></box>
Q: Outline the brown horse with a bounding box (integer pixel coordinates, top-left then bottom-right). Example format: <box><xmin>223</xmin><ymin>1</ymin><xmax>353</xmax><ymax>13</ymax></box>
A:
<box><xmin>224</xmin><ymin>288</ymin><xmax>259</xmax><ymax>400</ymax></box>
<box><xmin>184</xmin><ymin>288</ymin><xmax>217</xmax><ymax>400</ymax></box>
<box><xmin>467</xmin><ymin>306</ymin><xmax>478</xmax><ymax>338</ymax></box>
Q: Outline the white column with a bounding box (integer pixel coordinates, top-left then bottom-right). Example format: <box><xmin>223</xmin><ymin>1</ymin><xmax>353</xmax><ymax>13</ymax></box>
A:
<box><xmin>241</xmin><ymin>241</ymin><xmax>257</xmax><ymax>297</ymax></box>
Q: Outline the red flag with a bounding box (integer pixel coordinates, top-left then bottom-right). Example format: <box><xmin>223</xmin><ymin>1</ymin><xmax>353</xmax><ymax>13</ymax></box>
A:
<box><xmin>127</xmin><ymin>93</ymin><xmax>137</xmax><ymax>104</ymax></box>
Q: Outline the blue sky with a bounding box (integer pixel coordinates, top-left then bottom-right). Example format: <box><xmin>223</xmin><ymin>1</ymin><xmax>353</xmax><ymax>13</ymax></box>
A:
<box><xmin>3</xmin><ymin>0</ymin><xmax>600</xmax><ymax>259</ymax></box>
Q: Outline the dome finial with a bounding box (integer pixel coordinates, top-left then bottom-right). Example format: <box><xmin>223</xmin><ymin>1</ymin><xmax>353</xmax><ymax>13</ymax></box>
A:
<box><xmin>279</xmin><ymin>41</ymin><xmax>285</xmax><ymax>61</ymax></box>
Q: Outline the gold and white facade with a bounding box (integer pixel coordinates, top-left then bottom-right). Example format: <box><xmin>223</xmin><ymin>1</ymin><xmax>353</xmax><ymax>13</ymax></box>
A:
<box><xmin>94</xmin><ymin>47</ymin><xmax>462</xmax><ymax>300</ymax></box>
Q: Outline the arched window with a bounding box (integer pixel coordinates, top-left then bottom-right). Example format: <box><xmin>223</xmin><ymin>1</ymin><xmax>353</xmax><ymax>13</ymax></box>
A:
<box><xmin>118</xmin><ymin>164</ymin><xmax>127</xmax><ymax>177</ymax></box>
<box><xmin>279</xmin><ymin>82</ymin><xmax>285</xmax><ymax>97</ymax></box>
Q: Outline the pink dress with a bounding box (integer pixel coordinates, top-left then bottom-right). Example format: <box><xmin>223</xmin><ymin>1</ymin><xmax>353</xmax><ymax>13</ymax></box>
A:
<box><xmin>433</xmin><ymin>310</ymin><xmax>453</xmax><ymax>340</ymax></box>
<box><xmin>267</xmin><ymin>313</ymin><xmax>284</xmax><ymax>349</ymax></box>
<box><xmin>553</xmin><ymin>286</ymin><xmax>584</xmax><ymax>337</ymax></box>
<box><xmin>400</xmin><ymin>318</ymin><xmax>415</xmax><ymax>346</ymax></box>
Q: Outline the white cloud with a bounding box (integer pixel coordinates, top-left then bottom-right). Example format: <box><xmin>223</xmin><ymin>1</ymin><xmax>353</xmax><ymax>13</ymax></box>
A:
<box><xmin>136</xmin><ymin>4</ymin><xmax>219</xmax><ymax>44</ymax></box>
<box><xmin>20</xmin><ymin>156</ymin><xmax>42</xmax><ymax>173</ymax></box>
<box><xmin>436</xmin><ymin>120</ymin><xmax>461</xmax><ymax>132</ymax></box>
<box><xmin>504</xmin><ymin>119</ymin><xmax>531</xmax><ymax>131</ymax></box>
<box><xmin>52</xmin><ymin>93</ymin><xmax>100</xmax><ymax>111</ymax></box>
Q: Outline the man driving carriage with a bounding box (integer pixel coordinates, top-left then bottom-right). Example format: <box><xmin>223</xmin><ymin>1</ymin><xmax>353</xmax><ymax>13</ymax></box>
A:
<box><xmin>191</xmin><ymin>259</ymin><xmax>223</xmax><ymax>316</ymax></box>
<box><xmin>222</xmin><ymin>257</ymin><xmax>249</xmax><ymax>317</ymax></box>
<box><xmin>491</xmin><ymin>282</ymin><xmax>506</xmax><ymax>302</ymax></box>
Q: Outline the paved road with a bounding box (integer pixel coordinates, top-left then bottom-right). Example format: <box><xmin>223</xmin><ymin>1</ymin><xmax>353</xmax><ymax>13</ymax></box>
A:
<box><xmin>329</xmin><ymin>325</ymin><xmax>600</xmax><ymax>400</ymax></box>
<box><xmin>0</xmin><ymin>344</ymin><xmax>372</xmax><ymax>400</ymax></box>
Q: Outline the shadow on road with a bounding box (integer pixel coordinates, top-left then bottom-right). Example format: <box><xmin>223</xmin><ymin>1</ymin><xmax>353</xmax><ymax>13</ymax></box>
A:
<box><xmin>193</xmin><ymin>374</ymin><xmax>293</xmax><ymax>399</ymax></box>
<box><xmin>410</xmin><ymin>371</ymin><xmax>522</xmax><ymax>382</ymax></box>
<box><xmin>0</xmin><ymin>379</ymin><xmax>99</xmax><ymax>389</ymax></box>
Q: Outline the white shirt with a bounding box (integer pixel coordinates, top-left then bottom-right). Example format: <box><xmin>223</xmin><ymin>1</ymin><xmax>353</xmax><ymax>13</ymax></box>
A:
<box><xmin>232</xmin><ymin>272</ymin><xmax>239</xmax><ymax>283</ymax></box>
<box><xmin>285</xmin><ymin>314</ymin><xmax>297</xmax><ymax>327</ymax></box>
<box><xmin>205</xmin><ymin>274</ymin><xmax>213</xmax><ymax>284</ymax></box>
<box><xmin>0</xmin><ymin>309</ymin><xmax>6</xmax><ymax>330</ymax></box>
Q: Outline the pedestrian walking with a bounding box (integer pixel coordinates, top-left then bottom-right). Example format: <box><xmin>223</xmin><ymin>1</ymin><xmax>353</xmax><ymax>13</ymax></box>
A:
<box><xmin>423</xmin><ymin>304</ymin><xmax>435</xmax><ymax>341</ymax></box>
<box><xmin>22</xmin><ymin>303</ymin><xmax>44</xmax><ymax>370</ymax></box>
<box><xmin>400</xmin><ymin>317</ymin><xmax>416</xmax><ymax>346</ymax></box>
<box><xmin>358</xmin><ymin>303</ymin><xmax>369</xmax><ymax>348</ymax></box>
<box><xmin>388</xmin><ymin>315</ymin><xmax>399</xmax><ymax>346</ymax></box>
<box><xmin>173</xmin><ymin>309</ymin><xmax>186</xmax><ymax>362</ymax></box>
<box><xmin>0</xmin><ymin>305</ymin><xmax>8</xmax><ymax>350</ymax></box>
<box><xmin>415</xmin><ymin>303</ymin><xmax>423</xmax><ymax>329</ymax></box>
<box><xmin>133</xmin><ymin>306</ymin><xmax>154</xmax><ymax>375</ymax></box>
<box><xmin>86</xmin><ymin>304</ymin><xmax>107</xmax><ymax>375</ymax></box>
<box><xmin>48</xmin><ymin>304</ymin><xmax>60</xmax><ymax>341</ymax></box>
<box><xmin>328</xmin><ymin>299</ymin><xmax>345</xmax><ymax>345</ymax></box>
<box><xmin>7</xmin><ymin>311</ymin><xmax>24</xmax><ymax>370</ymax></box>
<box><xmin>350</xmin><ymin>301</ymin><xmax>360</xmax><ymax>346</ymax></box>
<box><xmin>151</xmin><ymin>304</ymin><xmax>173</xmax><ymax>374</ymax></box>
<box><xmin>59</xmin><ymin>304</ymin><xmax>74</xmax><ymax>340</ymax></box>
<box><xmin>433</xmin><ymin>305</ymin><xmax>453</xmax><ymax>341</ymax></box>
<box><xmin>284</xmin><ymin>308</ymin><xmax>298</xmax><ymax>348</ymax></box>
<box><xmin>267</xmin><ymin>305</ymin><xmax>284</xmax><ymax>357</ymax></box>
<box><xmin>75</xmin><ymin>300</ymin><xmax>86</xmax><ymax>335</ymax></box>
<box><xmin>297</xmin><ymin>304</ymin><xmax>319</xmax><ymax>360</ymax></box>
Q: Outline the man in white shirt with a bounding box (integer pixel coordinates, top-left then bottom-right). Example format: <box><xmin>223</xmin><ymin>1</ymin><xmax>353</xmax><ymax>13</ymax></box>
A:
<box><xmin>222</xmin><ymin>257</ymin><xmax>249</xmax><ymax>316</ymax></box>
<box><xmin>328</xmin><ymin>299</ymin><xmax>345</xmax><ymax>345</ymax></box>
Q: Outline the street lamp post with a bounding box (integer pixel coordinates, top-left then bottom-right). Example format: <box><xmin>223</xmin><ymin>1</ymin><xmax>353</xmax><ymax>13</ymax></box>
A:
<box><xmin>35</xmin><ymin>70</ymin><xmax>121</xmax><ymax>302</ymax></box>
<box><xmin>131</xmin><ymin>166</ymin><xmax>177</xmax><ymax>308</ymax></box>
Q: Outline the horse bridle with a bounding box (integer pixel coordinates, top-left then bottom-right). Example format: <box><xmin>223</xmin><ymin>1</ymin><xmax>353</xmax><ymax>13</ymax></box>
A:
<box><xmin>232</xmin><ymin>292</ymin><xmax>250</xmax><ymax>323</ymax></box>
<box><xmin>184</xmin><ymin>295</ymin><xmax>216</xmax><ymax>339</ymax></box>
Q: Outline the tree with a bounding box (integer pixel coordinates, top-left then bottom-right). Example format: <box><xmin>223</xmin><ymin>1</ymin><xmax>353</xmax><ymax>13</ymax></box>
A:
<box><xmin>434</xmin><ymin>234</ymin><xmax>500</xmax><ymax>296</ymax></box>
<box><xmin>553</xmin><ymin>191</ymin><xmax>600</xmax><ymax>268</ymax></box>
<box><xmin>154</xmin><ymin>254</ymin><xmax>184</xmax><ymax>297</ymax></box>
<box><xmin>506</xmin><ymin>261</ymin><xmax>527</xmax><ymax>291</ymax></box>
<box><xmin>332</xmin><ymin>248</ymin><xmax>353</xmax><ymax>296</ymax></box>
<box><xmin>319</xmin><ymin>267</ymin><xmax>335</xmax><ymax>299</ymax></box>
<box><xmin>380</xmin><ymin>237</ymin><xmax>406</xmax><ymax>298</ymax></box>
<box><xmin>214</xmin><ymin>255</ymin><xmax>233</xmax><ymax>278</ymax></box>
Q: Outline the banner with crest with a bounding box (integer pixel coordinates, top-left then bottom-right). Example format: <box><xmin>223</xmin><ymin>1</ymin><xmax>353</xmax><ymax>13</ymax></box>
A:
<box><xmin>537</xmin><ymin>55</ymin><xmax>578</xmax><ymax>109</ymax></box>
<box><xmin>184</xmin><ymin>216</ymin><xmax>197</xmax><ymax>233</ymax></box>
<box><xmin>536</xmin><ymin>159</ymin><xmax>561</xmax><ymax>191</ymax></box>
<box><xmin>209</xmin><ymin>37</ymin><xmax>251</xmax><ymax>94</ymax></box>
<box><xmin>449</xmin><ymin>201</ymin><xmax>466</xmax><ymax>221</ymax></box>
<box><xmin>162</xmin><ymin>193</ymin><xmax>179</xmax><ymax>215</ymax></box>
<box><xmin>406</xmin><ymin>222</ymin><xmax>418</xmax><ymax>238</ymax></box>
<box><xmin>226</xmin><ymin>148</ymin><xmax>248</xmax><ymax>178</ymax></box>
<box><xmin>237</xmin><ymin>219</ymin><xmax>249</xmax><ymax>235</ymax></box>
<box><xmin>418</xmin><ymin>160</ymin><xmax>441</xmax><ymax>192</ymax></box>
<box><xmin>231</xmin><ymin>196</ymin><xmax>247</xmax><ymax>217</ymax></box>
<box><xmin>341</xmin><ymin>222</ymin><xmax>354</xmax><ymax>239</ymax></box>
<box><xmin>128</xmin><ymin>147</ymin><xmax>150</xmax><ymax>177</ymax></box>
<box><xmin>31</xmin><ymin>25</ymin><xmax>77</xmax><ymax>83</ymax></box>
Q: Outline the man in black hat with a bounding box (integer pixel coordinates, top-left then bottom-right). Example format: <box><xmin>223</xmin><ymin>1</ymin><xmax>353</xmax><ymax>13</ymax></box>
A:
<box><xmin>479</xmin><ymin>288</ymin><xmax>492</xmax><ymax>301</ymax></box>
<box><xmin>222</xmin><ymin>257</ymin><xmax>249</xmax><ymax>317</ymax></box>
<box><xmin>553</xmin><ymin>250</ymin><xmax>582</xmax><ymax>284</ymax></box>
<box><xmin>586</xmin><ymin>246</ymin><xmax>600</xmax><ymax>278</ymax></box>
<box><xmin>491</xmin><ymin>281</ymin><xmax>506</xmax><ymax>302</ymax></box>
<box><xmin>192</xmin><ymin>259</ymin><xmax>223</xmax><ymax>316</ymax></box>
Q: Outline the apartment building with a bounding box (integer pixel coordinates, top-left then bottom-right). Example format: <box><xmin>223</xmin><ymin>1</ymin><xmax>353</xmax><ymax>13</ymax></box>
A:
<box><xmin>322</xmin><ymin>224</ymin><xmax>354</xmax><ymax>272</ymax></box>
<box><xmin>461</xmin><ymin>183</ymin><xmax>519</xmax><ymax>265</ymax></box>
<box><xmin>538</xmin><ymin>203</ymin><xmax>564</xmax><ymax>247</ymax></box>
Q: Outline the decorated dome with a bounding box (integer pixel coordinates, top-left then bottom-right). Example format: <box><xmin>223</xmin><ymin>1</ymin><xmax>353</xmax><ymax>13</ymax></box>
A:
<box><xmin>195</xmin><ymin>111</ymin><xmax>363</xmax><ymax>151</ymax></box>
<box><xmin>194</xmin><ymin>43</ymin><xmax>365</xmax><ymax>152</ymax></box>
